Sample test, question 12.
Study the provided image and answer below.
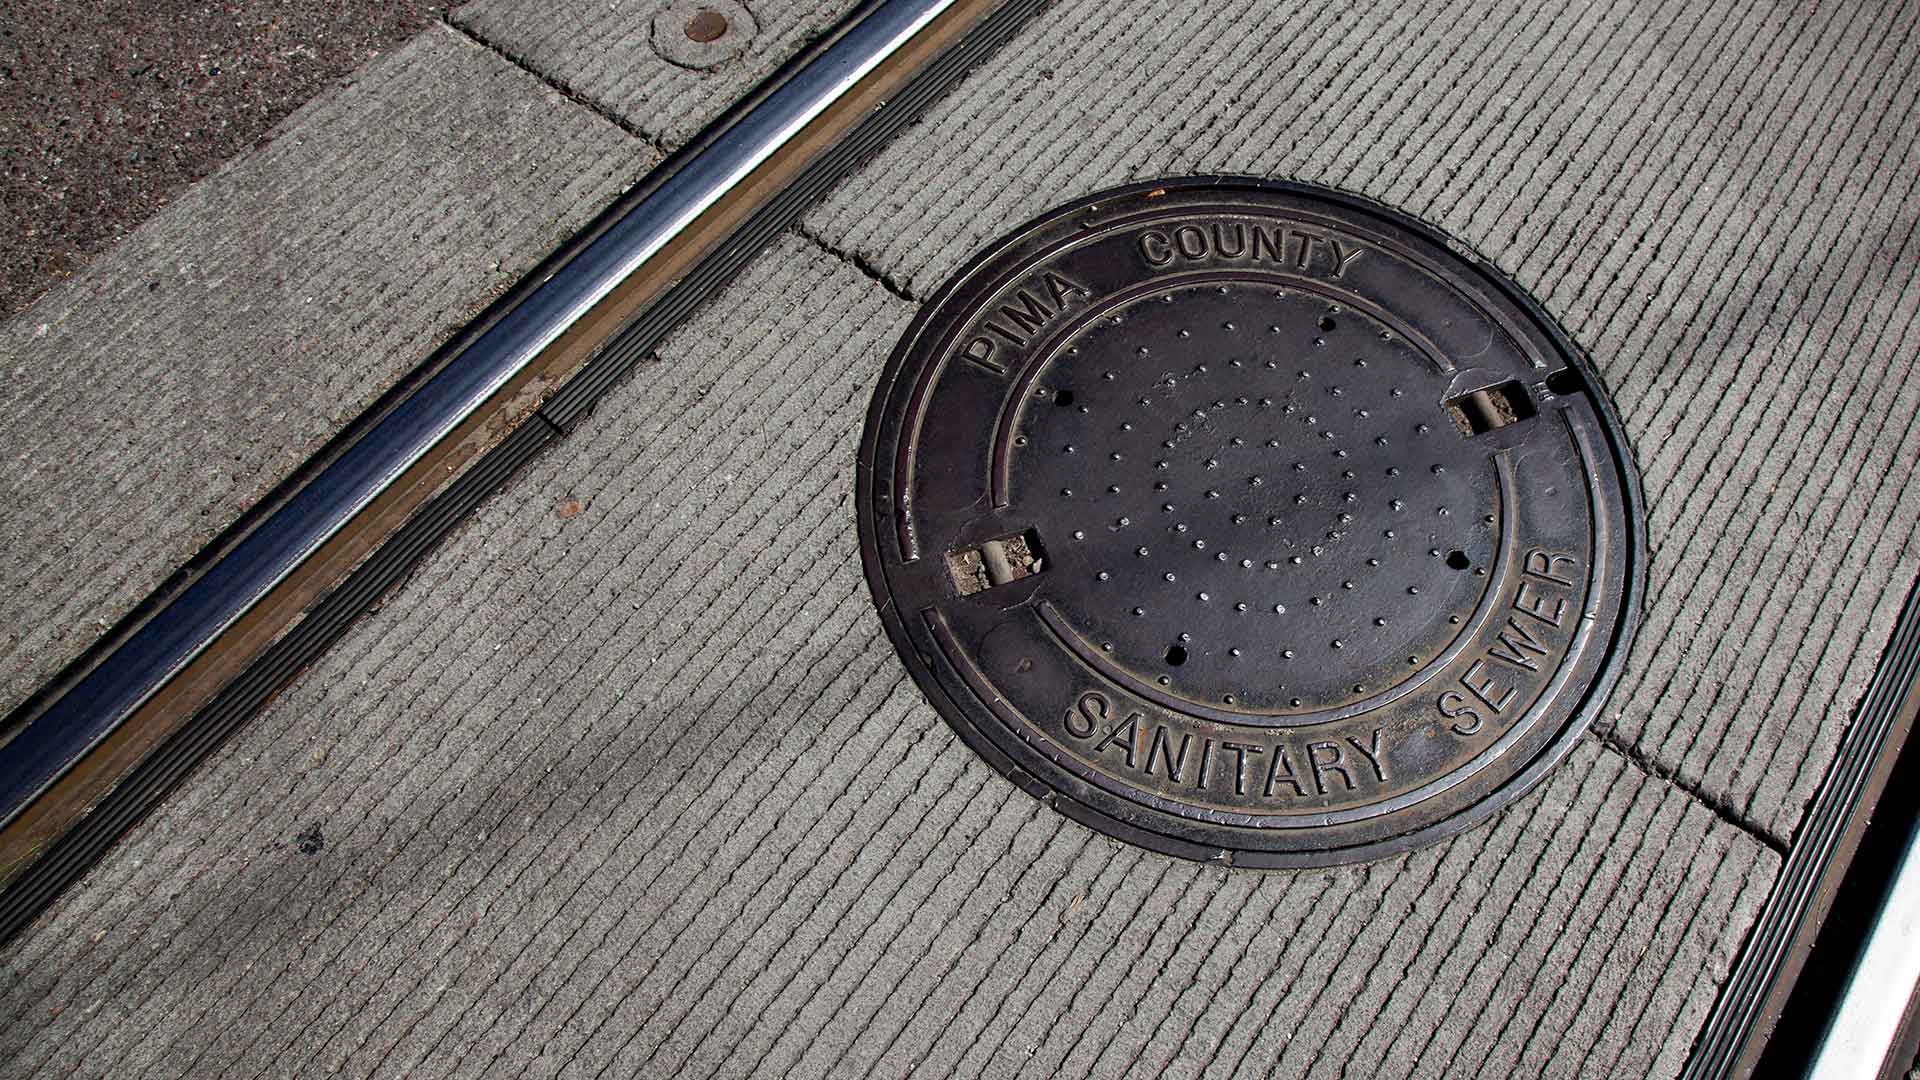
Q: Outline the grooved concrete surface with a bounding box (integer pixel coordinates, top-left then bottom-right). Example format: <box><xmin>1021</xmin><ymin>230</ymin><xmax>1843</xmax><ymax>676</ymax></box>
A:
<box><xmin>791</xmin><ymin>0</ymin><xmax>1920</xmax><ymax>844</ymax></box>
<box><xmin>0</xmin><ymin>25</ymin><xmax>656</xmax><ymax>722</ymax></box>
<box><xmin>0</xmin><ymin>238</ymin><xmax>1777</xmax><ymax>1079</ymax></box>
<box><xmin>452</xmin><ymin>0</ymin><xmax>855</xmax><ymax>147</ymax></box>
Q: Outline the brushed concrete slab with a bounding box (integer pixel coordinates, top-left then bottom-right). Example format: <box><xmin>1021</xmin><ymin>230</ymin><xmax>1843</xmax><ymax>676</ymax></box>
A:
<box><xmin>798</xmin><ymin>0</ymin><xmax>1920</xmax><ymax>843</ymax></box>
<box><xmin>0</xmin><ymin>237</ymin><xmax>1776</xmax><ymax>1079</ymax></box>
<box><xmin>450</xmin><ymin>0</ymin><xmax>857</xmax><ymax>148</ymax></box>
<box><xmin>0</xmin><ymin>24</ymin><xmax>655</xmax><ymax>720</ymax></box>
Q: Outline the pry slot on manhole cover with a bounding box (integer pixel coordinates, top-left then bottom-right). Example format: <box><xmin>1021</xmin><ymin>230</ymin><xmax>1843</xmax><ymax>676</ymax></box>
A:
<box><xmin>856</xmin><ymin>178</ymin><xmax>1645</xmax><ymax>868</ymax></box>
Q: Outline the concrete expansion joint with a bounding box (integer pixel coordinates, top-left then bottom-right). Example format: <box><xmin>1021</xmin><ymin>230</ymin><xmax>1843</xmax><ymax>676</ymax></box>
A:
<box><xmin>795</xmin><ymin>222</ymin><xmax>916</xmax><ymax>302</ymax></box>
<box><xmin>439</xmin><ymin>14</ymin><xmax>669</xmax><ymax>152</ymax></box>
<box><xmin>1588</xmin><ymin>727</ymin><xmax>1786</xmax><ymax>855</ymax></box>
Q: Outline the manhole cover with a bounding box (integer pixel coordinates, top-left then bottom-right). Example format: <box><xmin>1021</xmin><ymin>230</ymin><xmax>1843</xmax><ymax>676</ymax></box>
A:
<box><xmin>856</xmin><ymin>178</ymin><xmax>1644</xmax><ymax>867</ymax></box>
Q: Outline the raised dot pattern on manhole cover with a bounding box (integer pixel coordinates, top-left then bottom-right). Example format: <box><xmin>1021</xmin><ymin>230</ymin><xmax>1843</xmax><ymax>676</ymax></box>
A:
<box><xmin>857</xmin><ymin>178</ymin><xmax>1644</xmax><ymax>867</ymax></box>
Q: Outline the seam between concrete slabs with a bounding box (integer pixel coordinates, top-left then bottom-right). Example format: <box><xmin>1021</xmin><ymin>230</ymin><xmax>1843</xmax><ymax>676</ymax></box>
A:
<box><xmin>1593</xmin><ymin>729</ymin><xmax>1787</xmax><ymax>855</ymax></box>
<box><xmin>442</xmin><ymin>13</ymin><xmax>670</xmax><ymax>151</ymax></box>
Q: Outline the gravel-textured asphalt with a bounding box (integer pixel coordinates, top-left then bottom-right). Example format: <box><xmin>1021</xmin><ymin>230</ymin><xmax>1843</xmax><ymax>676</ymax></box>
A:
<box><xmin>0</xmin><ymin>1</ymin><xmax>444</xmax><ymax>320</ymax></box>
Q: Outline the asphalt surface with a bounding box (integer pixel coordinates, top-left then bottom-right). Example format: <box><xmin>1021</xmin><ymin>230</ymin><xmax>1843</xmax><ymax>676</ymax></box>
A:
<box><xmin>0</xmin><ymin>1</ymin><xmax>443</xmax><ymax>320</ymax></box>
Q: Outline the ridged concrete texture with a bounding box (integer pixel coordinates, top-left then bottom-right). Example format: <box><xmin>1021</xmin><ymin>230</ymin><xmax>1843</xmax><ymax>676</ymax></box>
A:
<box><xmin>796</xmin><ymin>0</ymin><xmax>1920</xmax><ymax>844</ymax></box>
<box><xmin>0</xmin><ymin>25</ymin><xmax>655</xmax><ymax>721</ymax></box>
<box><xmin>9</xmin><ymin>0</ymin><xmax>1910</xmax><ymax>1073</ymax></box>
<box><xmin>0</xmin><ymin>238</ymin><xmax>1777</xmax><ymax>1079</ymax></box>
<box><xmin>452</xmin><ymin>0</ymin><xmax>857</xmax><ymax>147</ymax></box>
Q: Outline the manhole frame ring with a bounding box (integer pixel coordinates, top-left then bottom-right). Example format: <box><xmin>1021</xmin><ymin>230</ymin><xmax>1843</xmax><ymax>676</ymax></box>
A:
<box><xmin>855</xmin><ymin>175</ymin><xmax>1648</xmax><ymax>868</ymax></box>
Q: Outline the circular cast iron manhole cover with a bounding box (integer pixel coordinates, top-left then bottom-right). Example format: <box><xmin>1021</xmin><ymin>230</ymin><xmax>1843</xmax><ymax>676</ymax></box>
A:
<box><xmin>857</xmin><ymin>178</ymin><xmax>1645</xmax><ymax>867</ymax></box>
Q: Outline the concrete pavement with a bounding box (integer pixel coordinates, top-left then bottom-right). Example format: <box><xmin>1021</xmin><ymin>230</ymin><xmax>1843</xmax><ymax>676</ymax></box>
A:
<box><xmin>5</xmin><ymin>0</ymin><xmax>1919</xmax><ymax>1075</ymax></box>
